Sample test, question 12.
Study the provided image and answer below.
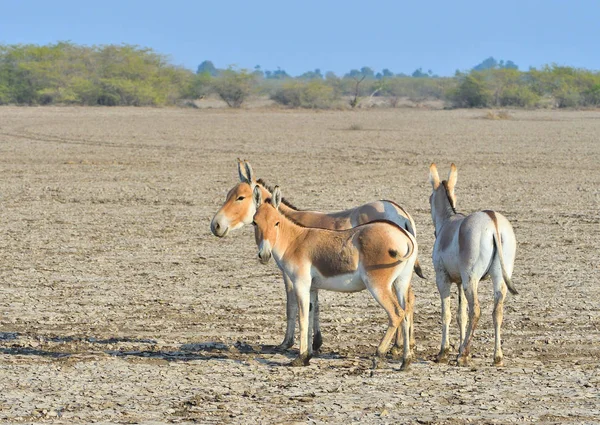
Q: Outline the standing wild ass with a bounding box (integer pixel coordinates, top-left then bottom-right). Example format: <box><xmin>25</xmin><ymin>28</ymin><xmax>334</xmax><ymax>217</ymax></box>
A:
<box><xmin>211</xmin><ymin>160</ymin><xmax>423</xmax><ymax>354</ymax></box>
<box><xmin>429</xmin><ymin>163</ymin><xmax>517</xmax><ymax>366</ymax></box>
<box><xmin>252</xmin><ymin>185</ymin><xmax>417</xmax><ymax>369</ymax></box>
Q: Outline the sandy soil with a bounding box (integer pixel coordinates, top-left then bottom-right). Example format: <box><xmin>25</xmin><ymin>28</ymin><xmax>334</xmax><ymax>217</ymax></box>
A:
<box><xmin>0</xmin><ymin>106</ymin><xmax>599</xmax><ymax>424</ymax></box>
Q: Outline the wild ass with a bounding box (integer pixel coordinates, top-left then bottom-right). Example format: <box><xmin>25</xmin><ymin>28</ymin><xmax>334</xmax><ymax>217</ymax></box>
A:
<box><xmin>211</xmin><ymin>160</ymin><xmax>422</xmax><ymax>354</ymax></box>
<box><xmin>252</xmin><ymin>185</ymin><xmax>417</xmax><ymax>368</ymax></box>
<box><xmin>429</xmin><ymin>163</ymin><xmax>517</xmax><ymax>366</ymax></box>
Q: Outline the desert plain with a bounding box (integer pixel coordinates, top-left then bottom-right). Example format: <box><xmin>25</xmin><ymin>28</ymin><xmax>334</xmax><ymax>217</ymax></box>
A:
<box><xmin>0</xmin><ymin>106</ymin><xmax>599</xmax><ymax>423</ymax></box>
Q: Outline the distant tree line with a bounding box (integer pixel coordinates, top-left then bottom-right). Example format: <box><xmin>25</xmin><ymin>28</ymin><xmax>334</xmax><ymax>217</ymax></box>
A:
<box><xmin>1</xmin><ymin>43</ymin><xmax>599</xmax><ymax>109</ymax></box>
<box><xmin>199</xmin><ymin>58</ymin><xmax>600</xmax><ymax>109</ymax></box>
<box><xmin>0</xmin><ymin>42</ymin><xmax>194</xmax><ymax>106</ymax></box>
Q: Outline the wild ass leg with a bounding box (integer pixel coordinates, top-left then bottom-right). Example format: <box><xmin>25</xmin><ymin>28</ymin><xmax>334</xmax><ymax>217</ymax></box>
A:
<box><xmin>457</xmin><ymin>278</ymin><xmax>481</xmax><ymax>367</ymax></box>
<box><xmin>408</xmin><ymin>286</ymin><xmax>416</xmax><ymax>350</ymax></box>
<box><xmin>492</xmin><ymin>271</ymin><xmax>508</xmax><ymax>367</ymax></box>
<box><xmin>456</xmin><ymin>282</ymin><xmax>467</xmax><ymax>348</ymax></box>
<box><xmin>390</xmin><ymin>279</ymin><xmax>403</xmax><ymax>358</ymax></box>
<box><xmin>391</xmin><ymin>286</ymin><xmax>415</xmax><ymax>358</ymax></box>
<box><xmin>395</xmin><ymin>280</ymin><xmax>414</xmax><ymax>371</ymax></box>
<box><xmin>290</xmin><ymin>278</ymin><xmax>313</xmax><ymax>367</ymax></box>
<box><xmin>435</xmin><ymin>274</ymin><xmax>452</xmax><ymax>363</ymax></box>
<box><xmin>311</xmin><ymin>290</ymin><xmax>323</xmax><ymax>352</ymax></box>
<box><xmin>277</xmin><ymin>273</ymin><xmax>297</xmax><ymax>351</ymax></box>
<box><xmin>367</xmin><ymin>276</ymin><xmax>405</xmax><ymax>369</ymax></box>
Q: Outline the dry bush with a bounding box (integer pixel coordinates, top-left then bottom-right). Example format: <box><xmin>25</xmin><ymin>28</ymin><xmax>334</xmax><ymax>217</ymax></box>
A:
<box><xmin>483</xmin><ymin>110</ymin><xmax>512</xmax><ymax>120</ymax></box>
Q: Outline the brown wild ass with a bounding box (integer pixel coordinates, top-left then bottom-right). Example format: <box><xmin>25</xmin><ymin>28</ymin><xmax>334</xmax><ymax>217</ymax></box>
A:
<box><xmin>252</xmin><ymin>185</ymin><xmax>417</xmax><ymax>368</ymax></box>
<box><xmin>210</xmin><ymin>160</ymin><xmax>422</xmax><ymax>354</ymax></box>
<box><xmin>429</xmin><ymin>163</ymin><xmax>517</xmax><ymax>366</ymax></box>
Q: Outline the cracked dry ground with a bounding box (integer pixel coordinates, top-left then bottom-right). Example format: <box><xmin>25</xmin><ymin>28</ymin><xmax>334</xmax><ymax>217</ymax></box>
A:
<box><xmin>0</xmin><ymin>107</ymin><xmax>599</xmax><ymax>424</ymax></box>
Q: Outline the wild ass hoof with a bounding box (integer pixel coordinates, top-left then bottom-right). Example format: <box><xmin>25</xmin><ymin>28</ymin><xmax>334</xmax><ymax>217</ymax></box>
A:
<box><xmin>456</xmin><ymin>354</ymin><xmax>470</xmax><ymax>367</ymax></box>
<box><xmin>435</xmin><ymin>349</ymin><xmax>450</xmax><ymax>364</ymax></box>
<box><xmin>399</xmin><ymin>357</ymin><xmax>412</xmax><ymax>371</ymax></box>
<box><xmin>371</xmin><ymin>355</ymin><xmax>386</xmax><ymax>370</ymax></box>
<box><xmin>289</xmin><ymin>354</ymin><xmax>311</xmax><ymax>367</ymax></box>
<box><xmin>275</xmin><ymin>341</ymin><xmax>294</xmax><ymax>353</ymax></box>
<box><xmin>312</xmin><ymin>331</ymin><xmax>323</xmax><ymax>352</ymax></box>
<box><xmin>493</xmin><ymin>356</ymin><xmax>504</xmax><ymax>367</ymax></box>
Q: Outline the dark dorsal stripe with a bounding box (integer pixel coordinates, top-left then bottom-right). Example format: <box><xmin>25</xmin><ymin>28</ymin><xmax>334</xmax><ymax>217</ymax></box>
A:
<box><xmin>256</xmin><ymin>179</ymin><xmax>301</xmax><ymax>211</ymax></box>
<box><xmin>483</xmin><ymin>210</ymin><xmax>497</xmax><ymax>222</ymax></box>
<box><xmin>441</xmin><ymin>180</ymin><xmax>457</xmax><ymax>214</ymax></box>
<box><xmin>483</xmin><ymin>210</ymin><xmax>499</xmax><ymax>237</ymax></box>
<box><xmin>380</xmin><ymin>199</ymin><xmax>410</xmax><ymax>219</ymax></box>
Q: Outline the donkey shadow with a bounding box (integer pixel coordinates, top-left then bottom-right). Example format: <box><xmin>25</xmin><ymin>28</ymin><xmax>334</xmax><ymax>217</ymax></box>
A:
<box><xmin>0</xmin><ymin>332</ymin><xmax>18</xmax><ymax>341</ymax></box>
<box><xmin>0</xmin><ymin>332</ymin><xmax>71</xmax><ymax>358</ymax></box>
<box><xmin>0</xmin><ymin>332</ymin><xmax>345</xmax><ymax>364</ymax></box>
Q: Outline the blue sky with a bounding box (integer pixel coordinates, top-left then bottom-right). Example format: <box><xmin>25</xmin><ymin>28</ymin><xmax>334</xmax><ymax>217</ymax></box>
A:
<box><xmin>1</xmin><ymin>0</ymin><xmax>598</xmax><ymax>76</ymax></box>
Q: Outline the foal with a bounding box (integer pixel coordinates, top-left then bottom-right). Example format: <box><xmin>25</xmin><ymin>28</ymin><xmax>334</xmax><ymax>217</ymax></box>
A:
<box><xmin>429</xmin><ymin>163</ymin><xmax>517</xmax><ymax>366</ymax></box>
<box><xmin>211</xmin><ymin>159</ymin><xmax>421</xmax><ymax>353</ymax></box>
<box><xmin>252</xmin><ymin>185</ymin><xmax>417</xmax><ymax>369</ymax></box>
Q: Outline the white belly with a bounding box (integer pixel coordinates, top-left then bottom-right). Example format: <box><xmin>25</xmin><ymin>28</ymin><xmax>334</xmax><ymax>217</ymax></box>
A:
<box><xmin>311</xmin><ymin>268</ymin><xmax>366</xmax><ymax>293</ymax></box>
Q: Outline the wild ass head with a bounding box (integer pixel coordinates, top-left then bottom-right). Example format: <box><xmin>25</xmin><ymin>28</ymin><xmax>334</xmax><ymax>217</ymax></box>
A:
<box><xmin>210</xmin><ymin>159</ymin><xmax>258</xmax><ymax>237</ymax></box>
<box><xmin>429</xmin><ymin>163</ymin><xmax>458</xmax><ymax>230</ymax></box>
<box><xmin>252</xmin><ymin>185</ymin><xmax>282</xmax><ymax>264</ymax></box>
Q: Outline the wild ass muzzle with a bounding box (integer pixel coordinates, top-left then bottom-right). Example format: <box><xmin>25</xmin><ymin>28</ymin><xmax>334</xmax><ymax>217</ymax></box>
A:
<box><xmin>429</xmin><ymin>163</ymin><xmax>517</xmax><ymax>367</ymax></box>
<box><xmin>252</xmin><ymin>185</ymin><xmax>418</xmax><ymax>369</ymax></box>
<box><xmin>210</xmin><ymin>159</ymin><xmax>422</xmax><ymax>354</ymax></box>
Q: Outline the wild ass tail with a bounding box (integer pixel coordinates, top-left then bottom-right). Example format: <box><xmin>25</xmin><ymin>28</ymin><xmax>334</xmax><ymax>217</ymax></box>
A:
<box><xmin>413</xmin><ymin>260</ymin><xmax>425</xmax><ymax>280</ymax></box>
<box><xmin>485</xmin><ymin>210</ymin><xmax>518</xmax><ymax>295</ymax></box>
<box><xmin>402</xmin><ymin>217</ymin><xmax>426</xmax><ymax>279</ymax></box>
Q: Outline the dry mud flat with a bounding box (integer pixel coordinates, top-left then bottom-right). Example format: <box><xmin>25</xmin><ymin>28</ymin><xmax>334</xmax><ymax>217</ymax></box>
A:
<box><xmin>0</xmin><ymin>106</ymin><xmax>599</xmax><ymax>424</ymax></box>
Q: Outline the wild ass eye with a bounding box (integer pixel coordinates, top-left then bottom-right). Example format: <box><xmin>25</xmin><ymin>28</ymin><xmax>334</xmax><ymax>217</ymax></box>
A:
<box><xmin>275</xmin><ymin>221</ymin><xmax>280</xmax><ymax>227</ymax></box>
<box><xmin>237</xmin><ymin>196</ymin><xmax>245</xmax><ymax>201</ymax></box>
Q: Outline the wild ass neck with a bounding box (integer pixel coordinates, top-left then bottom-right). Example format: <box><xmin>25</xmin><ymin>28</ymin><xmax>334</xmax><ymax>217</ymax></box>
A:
<box><xmin>433</xmin><ymin>192</ymin><xmax>458</xmax><ymax>236</ymax></box>
<box><xmin>271</xmin><ymin>211</ymin><xmax>306</xmax><ymax>265</ymax></box>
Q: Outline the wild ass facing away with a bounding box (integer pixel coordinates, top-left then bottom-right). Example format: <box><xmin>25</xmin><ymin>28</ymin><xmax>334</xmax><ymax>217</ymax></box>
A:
<box><xmin>210</xmin><ymin>160</ymin><xmax>422</xmax><ymax>354</ymax></box>
<box><xmin>252</xmin><ymin>185</ymin><xmax>417</xmax><ymax>369</ymax></box>
<box><xmin>429</xmin><ymin>163</ymin><xmax>517</xmax><ymax>367</ymax></box>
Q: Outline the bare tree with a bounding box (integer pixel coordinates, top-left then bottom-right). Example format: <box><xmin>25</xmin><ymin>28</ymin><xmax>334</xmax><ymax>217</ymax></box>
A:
<box><xmin>349</xmin><ymin>76</ymin><xmax>366</xmax><ymax>108</ymax></box>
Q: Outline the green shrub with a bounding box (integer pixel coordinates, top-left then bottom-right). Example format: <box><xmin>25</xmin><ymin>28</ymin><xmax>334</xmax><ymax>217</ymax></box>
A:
<box><xmin>499</xmin><ymin>86</ymin><xmax>540</xmax><ymax>107</ymax></box>
<box><xmin>184</xmin><ymin>72</ymin><xmax>212</xmax><ymax>99</ymax></box>
<box><xmin>582</xmin><ymin>84</ymin><xmax>600</xmax><ymax>106</ymax></box>
<box><xmin>554</xmin><ymin>86</ymin><xmax>581</xmax><ymax>108</ymax></box>
<box><xmin>212</xmin><ymin>67</ymin><xmax>256</xmax><ymax>108</ymax></box>
<box><xmin>380</xmin><ymin>77</ymin><xmax>454</xmax><ymax>105</ymax></box>
<box><xmin>270</xmin><ymin>82</ymin><xmax>301</xmax><ymax>106</ymax></box>
<box><xmin>271</xmin><ymin>80</ymin><xmax>338</xmax><ymax>108</ymax></box>
<box><xmin>448</xmin><ymin>74</ymin><xmax>492</xmax><ymax>107</ymax></box>
<box><xmin>0</xmin><ymin>83</ymin><xmax>10</xmax><ymax>104</ymax></box>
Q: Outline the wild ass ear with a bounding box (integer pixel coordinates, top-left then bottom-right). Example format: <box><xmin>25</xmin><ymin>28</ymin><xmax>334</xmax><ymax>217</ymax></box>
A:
<box><xmin>429</xmin><ymin>163</ymin><xmax>440</xmax><ymax>190</ymax></box>
<box><xmin>447</xmin><ymin>163</ymin><xmax>457</xmax><ymax>208</ymax></box>
<box><xmin>272</xmin><ymin>186</ymin><xmax>282</xmax><ymax>210</ymax></box>
<box><xmin>447</xmin><ymin>163</ymin><xmax>457</xmax><ymax>190</ymax></box>
<box><xmin>238</xmin><ymin>158</ymin><xmax>250</xmax><ymax>183</ymax></box>
<box><xmin>244</xmin><ymin>161</ymin><xmax>256</xmax><ymax>183</ymax></box>
<box><xmin>253</xmin><ymin>185</ymin><xmax>262</xmax><ymax>207</ymax></box>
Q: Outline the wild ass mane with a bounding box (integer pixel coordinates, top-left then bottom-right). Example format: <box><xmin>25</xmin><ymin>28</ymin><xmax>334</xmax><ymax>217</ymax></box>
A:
<box><xmin>440</xmin><ymin>180</ymin><xmax>458</xmax><ymax>215</ymax></box>
<box><xmin>257</xmin><ymin>178</ymin><xmax>301</xmax><ymax>211</ymax></box>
